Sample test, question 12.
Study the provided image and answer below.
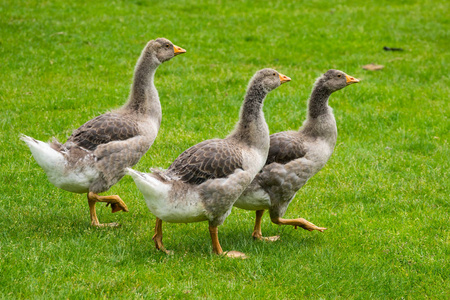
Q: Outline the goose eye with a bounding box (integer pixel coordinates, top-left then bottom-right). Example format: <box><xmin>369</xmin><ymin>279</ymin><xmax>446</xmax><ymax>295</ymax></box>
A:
<box><xmin>166</xmin><ymin>44</ymin><xmax>170</xmax><ymax>48</ymax></box>
<box><xmin>273</xmin><ymin>73</ymin><xmax>276</xmax><ymax>76</ymax></box>
<box><xmin>337</xmin><ymin>74</ymin><xmax>342</xmax><ymax>78</ymax></box>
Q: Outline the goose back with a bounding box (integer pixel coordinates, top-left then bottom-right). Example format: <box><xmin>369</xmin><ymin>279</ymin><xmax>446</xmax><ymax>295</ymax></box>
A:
<box><xmin>166</xmin><ymin>139</ymin><xmax>244</xmax><ymax>185</ymax></box>
<box><xmin>65</xmin><ymin>113</ymin><xmax>140</xmax><ymax>151</ymax></box>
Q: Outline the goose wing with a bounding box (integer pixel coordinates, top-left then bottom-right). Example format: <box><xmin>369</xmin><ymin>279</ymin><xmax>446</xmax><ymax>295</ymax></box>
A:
<box><xmin>66</xmin><ymin>113</ymin><xmax>139</xmax><ymax>151</ymax></box>
<box><xmin>266</xmin><ymin>131</ymin><xmax>307</xmax><ymax>165</ymax></box>
<box><xmin>167</xmin><ymin>139</ymin><xmax>244</xmax><ymax>184</ymax></box>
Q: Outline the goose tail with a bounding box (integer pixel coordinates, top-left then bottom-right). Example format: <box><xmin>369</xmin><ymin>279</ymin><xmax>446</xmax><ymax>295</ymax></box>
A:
<box><xmin>126</xmin><ymin>168</ymin><xmax>170</xmax><ymax>200</ymax></box>
<box><xmin>20</xmin><ymin>134</ymin><xmax>65</xmax><ymax>172</ymax></box>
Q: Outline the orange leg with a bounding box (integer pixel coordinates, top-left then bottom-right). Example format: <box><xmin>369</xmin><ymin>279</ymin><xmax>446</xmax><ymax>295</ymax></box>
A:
<box><xmin>209</xmin><ymin>225</ymin><xmax>223</xmax><ymax>255</ymax></box>
<box><xmin>271</xmin><ymin>217</ymin><xmax>327</xmax><ymax>232</ymax></box>
<box><xmin>87</xmin><ymin>192</ymin><xmax>128</xmax><ymax>227</ymax></box>
<box><xmin>209</xmin><ymin>225</ymin><xmax>247</xmax><ymax>258</ymax></box>
<box><xmin>152</xmin><ymin>217</ymin><xmax>170</xmax><ymax>254</ymax></box>
<box><xmin>252</xmin><ymin>210</ymin><xmax>264</xmax><ymax>240</ymax></box>
<box><xmin>252</xmin><ymin>210</ymin><xmax>280</xmax><ymax>241</ymax></box>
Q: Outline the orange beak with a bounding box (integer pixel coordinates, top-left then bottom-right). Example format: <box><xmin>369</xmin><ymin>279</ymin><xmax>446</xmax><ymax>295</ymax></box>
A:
<box><xmin>279</xmin><ymin>73</ymin><xmax>291</xmax><ymax>84</ymax></box>
<box><xmin>346</xmin><ymin>74</ymin><xmax>360</xmax><ymax>84</ymax></box>
<box><xmin>174</xmin><ymin>44</ymin><xmax>186</xmax><ymax>56</ymax></box>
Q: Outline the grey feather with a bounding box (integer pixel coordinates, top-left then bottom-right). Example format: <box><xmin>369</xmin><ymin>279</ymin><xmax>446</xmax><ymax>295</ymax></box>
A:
<box><xmin>129</xmin><ymin>68</ymin><xmax>290</xmax><ymax>234</ymax></box>
<box><xmin>22</xmin><ymin>38</ymin><xmax>184</xmax><ymax>195</ymax></box>
<box><xmin>167</xmin><ymin>139</ymin><xmax>244</xmax><ymax>184</ymax></box>
<box><xmin>235</xmin><ymin>69</ymin><xmax>360</xmax><ymax>227</ymax></box>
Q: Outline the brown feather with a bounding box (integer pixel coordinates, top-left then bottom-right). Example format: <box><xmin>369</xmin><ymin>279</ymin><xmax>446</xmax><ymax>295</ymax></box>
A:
<box><xmin>266</xmin><ymin>131</ymin><xmax>307</xmax><ymax>165</ymax></box>
<box><xmin>167</xmin><ymin>139</ymin><xmax>244</xmax><ymax>184</ymax></box>
<box><xmin>66</xmin><ymin>113</ymin><xmax>139</xmax><ymax>151</ymax></box>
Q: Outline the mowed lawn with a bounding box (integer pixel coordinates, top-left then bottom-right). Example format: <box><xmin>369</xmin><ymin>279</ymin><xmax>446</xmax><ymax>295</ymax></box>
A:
<box><xmin>1</xmin><ymin>0</ymin><xmax>449</xmax><ymax>298</ymax></box>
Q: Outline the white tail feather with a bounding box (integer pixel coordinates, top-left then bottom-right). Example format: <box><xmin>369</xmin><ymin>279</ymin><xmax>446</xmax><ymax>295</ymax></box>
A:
<box><xmin>20</xmin><ymin>134</ymin><xmax>96</xmax><ymax>193</ymax></box>
<box><xmin>126</xmin><ymin>168</ymin><xmax>207</xmax><ymax>223</ymax></box>
<box><xmin>126</xmin><ymin>168</ymin><xmax>167</xmax><ymax>197</ymax></box>
<box><xmin>20</xmin><ymin>134</ymin><xmax>65</xmax><ymax>172</ymax></box>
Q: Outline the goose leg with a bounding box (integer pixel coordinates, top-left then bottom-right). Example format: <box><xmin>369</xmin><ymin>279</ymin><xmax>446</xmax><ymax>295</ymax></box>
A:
<box><xmin>152</xmin><ymin>218</ymin><xmax>171</xmax><ymax>254</ymax></box>
<box><xmin>252</xmin><ymin>210</ymin><xmax>280</xmax><ymax>242</ymax></box>
<box><xmin>209</xmin><ymin>224</ymin><xmax>247</xmax><ymax>259</ymax></box>
<box><xmin>252</xmin><ymin>210</ymin><xmax>264</xmax><ymax>239</ymax></box>
<box><xmin>88</xmin><ymin>197</ymin><xmax>101</xmax><ymax>226</ymax></box>
<box><xmin>88</xmin><ymin>192</ymin><xmax>129</xmax><ymax>213</ymax></box>
<box><xmin>271</xmin><ymin>217</ymin><xmax>327</xmax><ymax>232</ymax></box>
<box><xmin>87</xmin><ymin>192</ymin><xmax>128</xmax><ymax>227</ymax></box>
<box><xmin>209</xmin><ymin>225</ymin><xmax>223</xmax><ymax>255</ymax></box>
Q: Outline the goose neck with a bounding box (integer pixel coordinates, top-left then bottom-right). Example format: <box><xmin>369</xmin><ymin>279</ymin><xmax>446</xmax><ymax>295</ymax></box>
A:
<box><xmin>123</xmin><ymin>54</ymin><xmax>161</xmax><ymax>117</ymax></box>
<box><xmin>229</xmin><ymin>82</ymin><xmax>269</xmax><ymax>147</ymax></box>
<box><xmin>240</xmin><ymin>82</ymin><xmax>267</xmax><ymax>123</ymax></box>
<box><xmin>301</xmin><ymin>84</ymin><xmax>337</xmax><ymax>141</ymax></box>
<box><xmin>308</xmin><ymin>84</ymin><xmax>332</xmax><ymax>119</ymax></box>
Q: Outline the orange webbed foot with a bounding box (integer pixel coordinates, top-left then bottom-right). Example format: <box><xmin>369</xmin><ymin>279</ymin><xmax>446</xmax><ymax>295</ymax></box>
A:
<box><xmin>107</xmin><ymin>201</ymin><xmax>129</xmax><ymax>213</ymax></box>
<box><xmin>224</xmin><ymin>251</ymin><xmax>248</xmax><ymax>259</ymax></box>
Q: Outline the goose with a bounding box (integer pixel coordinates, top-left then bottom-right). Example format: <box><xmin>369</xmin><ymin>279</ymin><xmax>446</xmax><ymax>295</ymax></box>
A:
<box><xmin>234</xmin><ymin>69</ymin><xmax>359</xmax><ymax>241</ymax></box>
<box><xmin>127</xmin><ymin>68</ymin><xmax>291</xmax><ymax>257</ymax></box>
<box><xmin>21</xmin><ymin>38</ymin><xmax>186</xmax><ymax>227</ymax></box>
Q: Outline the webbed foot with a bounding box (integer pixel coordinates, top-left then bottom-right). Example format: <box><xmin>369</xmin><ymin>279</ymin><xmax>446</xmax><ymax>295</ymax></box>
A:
<box><xmin>272</xmin><ymin>217</ymin><xmax>327</xmax><ymax>232</ymax></box>
<box><xmin>252</xmin><ymin>231</ymin><xmax>280</xmax><ymax>242</ymax></box>
<box><xmin>224</xmin><ymin>251</ymin><xmax>248</xmax><ymax>259</ymax></box>
<box><xmin>107</xmin><ymin>200</ymin><xmax>129</xmax><ymax>213</ymax></box>
<box><xmin>261</xmin><ymin>235</ymin><xmax>280</xmax><ymax>242</ymax></box>
<box><xmin>92</xmin><ymin>222</ymin><xmax>120</xmax><ymax>227</ymax></box>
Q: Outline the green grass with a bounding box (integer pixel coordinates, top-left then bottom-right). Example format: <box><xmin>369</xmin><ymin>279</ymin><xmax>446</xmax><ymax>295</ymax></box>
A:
<box><xmin>1</xmin><ymin>0</ymin><xmax>449</xmax><ymax>298</ymax></box>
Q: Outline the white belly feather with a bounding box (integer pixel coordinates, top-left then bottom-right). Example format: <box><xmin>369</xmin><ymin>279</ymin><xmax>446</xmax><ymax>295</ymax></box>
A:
<box><xmin>234</xmin><ymin>187</ymin><xmax>271</xmax><ymax>210</ymax></box>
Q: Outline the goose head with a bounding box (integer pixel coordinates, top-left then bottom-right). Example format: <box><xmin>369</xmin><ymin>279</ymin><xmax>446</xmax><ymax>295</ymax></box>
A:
<box><xmin>320</xmin><ymin>69</ymin><xmax>359</xmax><ymax>92</ymax></box>
<box><xmin>251</xmin><ymin>68</ymin><xmax>291</xmax><ymax>93</ymax></box>
<box><xmin>148</xmin><ymin>38</ymin><xmax>186</xmax><ymax>64</ymax></box>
